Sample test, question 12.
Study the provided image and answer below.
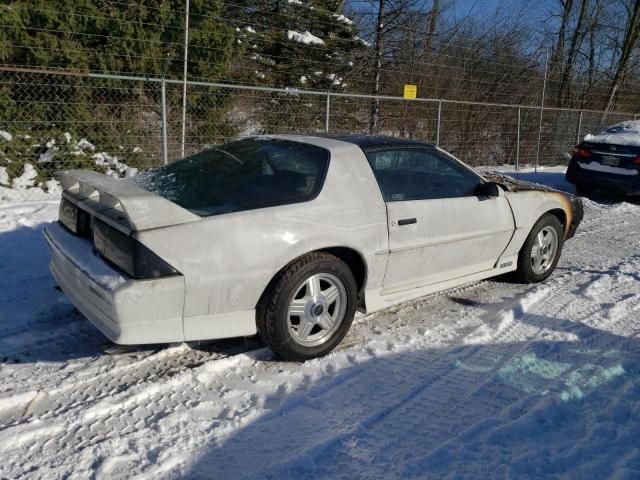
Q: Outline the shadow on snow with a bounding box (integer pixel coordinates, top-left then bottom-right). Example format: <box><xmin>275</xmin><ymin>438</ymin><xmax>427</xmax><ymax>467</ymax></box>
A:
<box><xmin>182</xmin><ymin>309</ymin><xmax>640</xmax><ymax>479</ymax></box>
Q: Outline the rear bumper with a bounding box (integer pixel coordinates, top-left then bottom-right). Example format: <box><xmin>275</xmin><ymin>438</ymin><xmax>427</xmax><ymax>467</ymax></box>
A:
<box><xmin>44</xmin><ymin>222</ymin><xmax>186</xmax><ymax>344</ymax></box>
<box><xmin>566</xmin><ymin>161</ymin><xmax>640</xmax><ymax>195</ymax></box>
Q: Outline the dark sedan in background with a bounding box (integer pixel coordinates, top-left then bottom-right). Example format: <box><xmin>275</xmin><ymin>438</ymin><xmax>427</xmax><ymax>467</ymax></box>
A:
<box><xmin>566</xmin><ymin>120</ymin><xmax>640</xmax><ymax>196</ymax></box>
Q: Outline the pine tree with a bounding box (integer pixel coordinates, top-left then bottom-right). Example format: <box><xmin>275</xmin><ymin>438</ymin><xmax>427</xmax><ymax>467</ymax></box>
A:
<box><xmin>226</xmin><ymin>0</ymin><xmax>362</xmax><ymax>89</ymax></box>
<box><xmin>0</xmin><ymin>1</ymin><xmax>238</xmax><ymax>180</ymax></box>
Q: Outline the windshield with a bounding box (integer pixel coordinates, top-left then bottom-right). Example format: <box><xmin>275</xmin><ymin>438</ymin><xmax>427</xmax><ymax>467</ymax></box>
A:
<box><xmin>132</xmin><ymin>138</ymin><xmax>330</xmax><ymax>216</ymax></box>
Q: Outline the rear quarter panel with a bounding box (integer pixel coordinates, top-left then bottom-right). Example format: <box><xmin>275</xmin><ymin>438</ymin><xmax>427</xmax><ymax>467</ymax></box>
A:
<box><xmin>136</xmin><ymin>139</ymin><xmax>389</xmax><ymax>318</ymax></box>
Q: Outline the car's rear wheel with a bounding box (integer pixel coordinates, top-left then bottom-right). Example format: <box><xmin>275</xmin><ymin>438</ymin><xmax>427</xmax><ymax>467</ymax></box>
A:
<box><xmin>515</xmin><ymin>214</ymin><xmax>564</xmax><ymax>283</ymax></box>
<box><xmin>257</xmin><ymin>252</ymin><xmax>358</xmax><ymax>361</ymax></box>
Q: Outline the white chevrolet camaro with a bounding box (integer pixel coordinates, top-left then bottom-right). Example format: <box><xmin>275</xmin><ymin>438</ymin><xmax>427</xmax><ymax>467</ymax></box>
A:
<box><xmin>44</xmin><ymin>135</ymin><xmax>583</xmax><ymax>360</ymax></box>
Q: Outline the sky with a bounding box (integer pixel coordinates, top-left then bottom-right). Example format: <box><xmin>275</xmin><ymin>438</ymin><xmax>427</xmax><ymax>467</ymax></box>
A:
<box><xmin>450</xmin><ymin>0</ymin><xmax>548</xmax><ymax>22</ymax></box>
<box><xmin>451</xmin><ymin>0</ymin><xmax>502</xmax><ymax>17</ymax></box>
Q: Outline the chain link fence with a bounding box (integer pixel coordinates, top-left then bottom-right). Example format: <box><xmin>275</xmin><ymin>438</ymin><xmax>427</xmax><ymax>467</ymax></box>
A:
<box><xmin>0</xmin><ymin>67</ymin><xmax>636</xmax><ymax>201</ymax></box>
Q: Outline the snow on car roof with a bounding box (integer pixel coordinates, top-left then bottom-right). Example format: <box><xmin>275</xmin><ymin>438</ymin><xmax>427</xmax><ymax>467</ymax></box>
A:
<box><xmin>584</xmin><ymin>119</ymin><xmax>640</xmax><ymax>147</ymax></box>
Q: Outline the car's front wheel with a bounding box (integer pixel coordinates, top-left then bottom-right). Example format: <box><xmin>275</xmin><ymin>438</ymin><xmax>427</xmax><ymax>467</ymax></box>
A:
<box><xmin>515</xmin><ymin>214</ymin><xmax>564</xmax><ymax>283</ymax></box>
<box><xmin>257</xmin><ymin>252</ymin><xmax>358</xmax><ymax>361</ymax></box>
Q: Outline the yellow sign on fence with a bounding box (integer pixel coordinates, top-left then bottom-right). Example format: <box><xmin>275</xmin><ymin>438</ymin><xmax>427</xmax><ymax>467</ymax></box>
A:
<box><xmin>403</xmin><ymin>84</ymin><xmax>417</xmax><ymax>99</ymax></box>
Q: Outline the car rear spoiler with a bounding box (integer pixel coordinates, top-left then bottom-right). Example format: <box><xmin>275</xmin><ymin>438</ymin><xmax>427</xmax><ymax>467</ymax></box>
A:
<box><xmin>57</xmin><ymin>170</ymin><xmax>200</xmax><ymax>234</ymax></box>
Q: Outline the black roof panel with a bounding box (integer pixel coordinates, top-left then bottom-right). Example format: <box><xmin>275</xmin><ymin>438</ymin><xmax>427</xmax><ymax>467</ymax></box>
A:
<box><xmin>318</xmin><ymin>134</ymin><xmax>435</xmax><ymax>150</ymax></box>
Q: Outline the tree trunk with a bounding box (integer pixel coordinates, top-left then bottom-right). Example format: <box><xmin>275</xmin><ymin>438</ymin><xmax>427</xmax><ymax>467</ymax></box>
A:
<box><xmin>602</xmin><ymin>0</ymin><xmax>640</xmax><ymax>117</ymax></box>
<box><xmin>557</xmin><ymin>0</ymin><xmax>589</xmax><ymax>106</ymax></box>
<box><xmin>580</xmin><ymin>18</ymin><xmax>598</xmax><ymax>109</ymax></box>
<box><xmin>424</xmin><ymin>0</ymin><xmax>439</xmax><ymax>57</ymax></box>
<box><xmin>370</xmin><ymin>0</ymin><xmax>385</xmax><ymax>134</ymax></box>
<box><xmin>551</xmin><ymin>0</ymin><xmax>574</xmax><ymax>77</ymax></box>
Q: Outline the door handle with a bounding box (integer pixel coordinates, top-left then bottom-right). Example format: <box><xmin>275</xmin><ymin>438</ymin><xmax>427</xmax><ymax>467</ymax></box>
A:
<box><xmin>397</xmin><ymin>218</ymin><xmax>417</xmax><ymax>226</ymax></box>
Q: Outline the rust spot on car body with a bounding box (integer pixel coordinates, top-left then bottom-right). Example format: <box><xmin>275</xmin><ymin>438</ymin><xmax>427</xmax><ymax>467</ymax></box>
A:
<box><xmin>483</xmin><ymin>172</ymin><xmax>583</xmax><ymax>239</ymax></box>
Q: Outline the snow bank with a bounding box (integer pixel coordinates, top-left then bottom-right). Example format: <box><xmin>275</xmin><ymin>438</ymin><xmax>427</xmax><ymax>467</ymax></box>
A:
<box><xmin>327</xmin><ymin>73</ymin><xmax>342</xmax><ymax>86</ymax></box>
<box><xmin>92</xmin><ymin>151</ymin><xmax>137</xmax><ymax>177</ymax></box>
<box><xmin>0</xmin><ymin>166</ymin><xmax>8</xmax><ymax>186</ymax></box>
<box><xmin>1</xmin><ymin>133</ymin><xmax>138</xmax><ymax>201</ymax></box>
<box><xmin>0</xmin><ymin>130</ymin><xmax>13</xmax><ymax>141</ymax></box>
<box><xmin>1</xmin><ymin>169</ymin><xmax>639</xmax><ymax>479</ymax></box>
<box><xmin>75</xmin><ymin>138</ymin><xmax>96</xmax><ymax>152</ymax></box>
<box><xmin>584</xmin><ymin>119</ymin><xmax>640</xmax><ymax>146</ymax></box>
<box><xmin>11</xmin><ymin>163</ymin><xmax>37</xmax><ymax>189</ymax></box>
<box><xmin>287</xmin><ymin>30</ymin><xmax>325</xmax><ymax>45</ymax></box>
<box><xmin>0</xmin><ymin>163</ymin><xmax>61</xmax><ymax>202</ymax></box>
<box><xmin>38</xmin><ymin>146</ymin><xmax>58</xmax><ymax>164</ymax></box>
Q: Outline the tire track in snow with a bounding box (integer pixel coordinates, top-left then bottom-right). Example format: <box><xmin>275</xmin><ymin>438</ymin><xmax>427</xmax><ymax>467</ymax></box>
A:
<box><xmin>246</xmin><ymin>264</ymin><xmax>632</xmax><ymax>479</ymax></box>
<box><xmin>205</xmin><ymin>285</ymin><xmax>561</xmax><ymax>478</ymax></box>
<box><xmin>2</xmin><ymin>197</ymin><xmax>640</xmax><ymax>479</ymax></box>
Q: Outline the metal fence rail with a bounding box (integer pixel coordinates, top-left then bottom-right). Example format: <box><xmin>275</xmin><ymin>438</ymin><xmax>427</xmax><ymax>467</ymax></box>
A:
<box><xmin>0</xmin><ymin>67</ymin><xmax>636</xmax><ymax>201</ymax></box>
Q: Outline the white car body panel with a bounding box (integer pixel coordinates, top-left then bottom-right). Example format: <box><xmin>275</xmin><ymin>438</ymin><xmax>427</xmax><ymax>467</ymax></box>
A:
<box><xmin>44</xmin><ymin>135</ymin><xmax>579</xmax><ymax>345</ymax></box>
<box><xmin>44</xmin><ymin>222</ymin><xmax>186</xmax><ymax>344</ymax></box>
<box><xmin>57</xmin><ymin>170</ymin><xmax>200</xmax><ymax>234</ymax></box>
<box><xmin>383</xmin><ymin>190</ymin><xmax>514</xmax><ymax>292</ymax></box>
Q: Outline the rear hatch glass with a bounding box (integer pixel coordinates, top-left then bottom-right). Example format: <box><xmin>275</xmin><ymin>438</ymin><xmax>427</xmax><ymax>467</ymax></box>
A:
<box><xmin>132</xmin><ymin>138</ymin><xmax>329</xmax><ymax>216</ymax></box>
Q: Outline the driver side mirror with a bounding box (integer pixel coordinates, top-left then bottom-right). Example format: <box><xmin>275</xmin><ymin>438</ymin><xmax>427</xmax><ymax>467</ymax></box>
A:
<box><xmin>474</xmin><ymin>182</ymin><xmax>501</xmax><ymax>198</ymax></box>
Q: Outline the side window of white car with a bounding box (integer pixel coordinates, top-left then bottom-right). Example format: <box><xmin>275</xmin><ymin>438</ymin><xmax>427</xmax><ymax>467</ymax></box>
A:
<box><xmin>365</xmin><ymin>148</ymin><xmax>482</xmax><ymax>202</ymax></box>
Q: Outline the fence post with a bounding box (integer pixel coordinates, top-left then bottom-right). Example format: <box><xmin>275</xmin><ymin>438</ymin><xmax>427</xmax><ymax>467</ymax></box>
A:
<box><xmin>576</xmin><ymin>110</ymin><xmax>583</xmax><ymax>144</ymax></box>
<box><xmin>180</xmin><ymin>0</ymin><xmax>190</xmax><ymax>159</ymax></box>
<box><xmin>516</xmin><ymin>107</ymin><xmax>520</xmax><ymax>172</ymax></box>
<box><xmin>325</xmin><ymin>92</ymin><xmax>331</xmax><ymax>133</ymax></box>
<box><xmin>535</xmin><ymin>52</ymin><xmax>549</xmax><ymax>173</ymax></box>
<box><xmin>436</xmin><ymin>100</ymin><xmax>442</xmax><ymax>146</ymax></box>
<box><xmin>161</xmin><ymin>78</ymin><xmax>168</xmax><ymax>165</ymax></box>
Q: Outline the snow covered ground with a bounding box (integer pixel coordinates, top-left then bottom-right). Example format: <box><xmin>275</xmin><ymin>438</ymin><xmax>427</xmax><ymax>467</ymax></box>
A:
<box><xmin>1</xmin><ymin>166</ymin><xmax>639</xmax><ymax>479</ymax></box>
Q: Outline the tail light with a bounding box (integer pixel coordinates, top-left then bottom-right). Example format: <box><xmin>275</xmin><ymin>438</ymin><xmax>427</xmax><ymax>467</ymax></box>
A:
<box><xmin>572</xmin><ymin>145</ymin><xmax>591</xmax><ymax>158</ymax></box>
<box><xmin>634</xmin><ymin>156</ymin><xmax>640</xmax><ymax>164</ymax></box>
<box><xmin>59</xmin><ymin>198</ymin><xmax>91</xmax><ymax>236</ymax></box>
<box><xmin>93</xmin><ymin>219</ymin><xmax>180</xmax><ymax>279</ymax></box>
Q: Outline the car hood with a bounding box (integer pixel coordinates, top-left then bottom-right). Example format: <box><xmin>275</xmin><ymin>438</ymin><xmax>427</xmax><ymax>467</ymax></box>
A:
<box><xmin>482</xmin><ymin>171</ymin><xmax>565</xmax><ymax>195</ymax></box>
<box><xmin>483</xmin><ymin>171</ymin><xmax>584</xmax><ymax>240</ymax></box>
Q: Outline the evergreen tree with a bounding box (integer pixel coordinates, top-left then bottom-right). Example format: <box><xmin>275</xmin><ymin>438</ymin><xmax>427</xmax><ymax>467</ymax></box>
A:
<box><xmin>0</xmin><ymin>1</ymin><xmax>238</xmax><ymax>181</ymax></box>
<box><xmin>223</xmin><ymin>1</ymin><xmax>364</xmax><ymax>133</ymax></box>
<box><xmin>226</xmin><ymin>0</ymin><xmax>363</xmax><ymax>89</ymax></box>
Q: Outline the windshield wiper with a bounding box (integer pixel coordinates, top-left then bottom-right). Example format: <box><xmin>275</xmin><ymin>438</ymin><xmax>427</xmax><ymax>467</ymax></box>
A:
<box><xmin>212</xmin><ymin>148</ymin><xmax>245</xmax><ymax>165</ymax></box>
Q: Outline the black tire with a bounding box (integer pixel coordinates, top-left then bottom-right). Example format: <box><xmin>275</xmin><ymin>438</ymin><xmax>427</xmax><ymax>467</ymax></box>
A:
<box><xmin>515</xmin><ymin>214</ymin><xmax>564</xmax><ymax>284</ymax></box>
<box><xmin>256</xmin><ymin>252</ymin><xmax>358</xmax><ymax>361</ymax></box>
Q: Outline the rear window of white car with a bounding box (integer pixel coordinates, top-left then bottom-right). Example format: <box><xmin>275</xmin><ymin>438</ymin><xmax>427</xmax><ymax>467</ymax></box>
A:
<box><xmin>133</xmin><ymin>139</ymin><xmax>329</xmax><ymax>216</ymax></box>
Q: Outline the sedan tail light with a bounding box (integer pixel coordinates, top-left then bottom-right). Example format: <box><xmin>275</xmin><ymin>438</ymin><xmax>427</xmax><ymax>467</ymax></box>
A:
<box><xmin>93</xmin><ymin>219</ymin><xmax>180</xmax><ymax>279</ymax></box>
<box><xmin>572</xmin><ymin>145</ymin><xmax>591</xmax><ymax>158</ymax></box>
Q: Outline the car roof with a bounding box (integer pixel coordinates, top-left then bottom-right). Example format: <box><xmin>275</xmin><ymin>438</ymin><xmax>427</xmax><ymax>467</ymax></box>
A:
<box><xmin>313</xmin><ymin>134</ymin><xmax>435</xmax><ymax>151</ymax></box>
